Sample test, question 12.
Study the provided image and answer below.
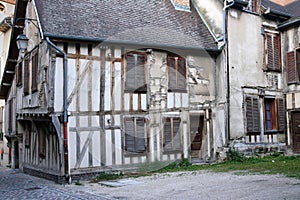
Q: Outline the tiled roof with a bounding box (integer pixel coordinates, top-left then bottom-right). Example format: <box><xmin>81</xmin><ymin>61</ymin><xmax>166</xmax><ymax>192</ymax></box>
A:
<box><xmin>261</xmin><ymin>0</ymin><xmax>300</xmax><ymax>17</ymax></box>
<box><xmin>35</xmin><ymin>0</ymin><xmax>218</xmax><ymax>50</ymax></box>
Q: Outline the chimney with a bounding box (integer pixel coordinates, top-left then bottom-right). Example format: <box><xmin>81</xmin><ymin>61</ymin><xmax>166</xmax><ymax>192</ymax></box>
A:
<box><xmin>171</xmin><ymin>0</ymin><xmax>190</xmax><ymax>11</ymax></box>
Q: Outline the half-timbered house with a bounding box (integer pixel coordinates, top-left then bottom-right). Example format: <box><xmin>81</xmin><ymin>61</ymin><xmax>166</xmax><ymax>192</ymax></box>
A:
<box><xmin>0</xmin><ymin>0</ymin><xmax>225</xmax><ymax>182</ymax></box>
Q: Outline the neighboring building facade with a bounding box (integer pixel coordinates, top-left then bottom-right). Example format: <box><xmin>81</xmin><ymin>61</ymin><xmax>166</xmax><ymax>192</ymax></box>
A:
<box><xmin>195</xmin><ymin>0</ymin><xmax>300</xmax><ymax>154</ymax></box>
<box><xmin>279</xmin><ymin>16</ymin><xmax>300</xmax><ymax>153</ymax></box>
<box><xmin>0</xmin><ymin>0</ymin><xmax>15</xmax><ymax>166</ymax></box>
<box><xmin>0</xmin><ymin>0</ymin><xmax>226</xmax><ymax>182</ymax></box>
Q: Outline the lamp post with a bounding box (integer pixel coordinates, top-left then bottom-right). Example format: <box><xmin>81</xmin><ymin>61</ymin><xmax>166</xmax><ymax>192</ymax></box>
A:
<box><xmin>16</xmin><ymin>33</ymin><xmax>29</xmax><ymax>52</ymax></box>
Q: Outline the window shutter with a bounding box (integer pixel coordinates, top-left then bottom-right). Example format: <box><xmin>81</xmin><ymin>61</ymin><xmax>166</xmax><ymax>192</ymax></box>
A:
<box><xmin>24</xmin><ymin>57</ymin><xmax>30</xmax><ymax>95</ymax></box>
<box><xmin>125</xmin><ymin>53</ymin><xmax>146</xmax><ymax>92</ymax></box>
<box><xmin>246</xmin><ymin>96</ymin><xmax>260</xmax><ymax>133</ymax></box>
<box><xmin>177</xmin><ymin>57</ymin><xmax>186</xmax><ymax>90</ymax></box>
<box><xmin>286</xmin><ymin>51</ymin><xmax>296</xmax><ymax>83</ymax></box>
<box><xmin>266</xmin><ymin>35</ymin><xmax>273</xmax><ymax>70</ymax></box>
<box><xmin>125</xmin><ymin>54</ymin><xmax>136</xmax><ymax>91</ymax></box>
<box><xmin>136</xmin><ymin>118</ymin><xmax>145</xmax><ymax>152</ymax></box>
<box><xmin>135</xmin><ymin>54</ymin><xmax>146</xmax><ymax>91</ymax></box>
<box><xmin>168</xmin><ymin>55</ymin><xmax>186</xmax><ymax>91</ymax></box>
<box><xmin>273</xmin><ymin>35</ymin><xmax>280</xmax><ymax>71</ymax></box>
<box><xmin>296</xmin><ymin>50</ymin><xmax>300</xmax><ymax>81</ymax></box>
<box><xmin>164</xmin><ymin>118</ymin><xmax>172</xmax><ymax>151</ymax></box>
<box><xmin>16</xmin><ymin>63</ymin><xmax>22</xmax><ymax>86</ymax></box>
<box><xmin>125</xmin><ymin>118</ymin><xmax>135</xmax><ymax>152</ymax></box>
<box><xmin>168</xmin><ymin>57</ymin><xmax>177</xmax><ymax>90</ymax></box>
<box><xmin>265</xmin><ymin>33</ymin><xmax>281</xmax><ymax>71</ymax></box>
<box><xmin>31</xmin><ymin>50</ymin><xmax>39</xmax><ymax>92</ymax></box>
<box><xmin>277</xmin><ymin>99</ymin><xmax>285</xmax><ymax>131</ymax></box>
<box><xmin>173</xmin><ymin>118</ymin><xmax>181</xmax><ymax>150</ymax></box>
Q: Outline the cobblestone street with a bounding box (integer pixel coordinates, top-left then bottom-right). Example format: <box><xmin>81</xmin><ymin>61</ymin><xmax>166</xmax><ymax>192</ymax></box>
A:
<box><xmin>0</xmin><ymin>167</ymin><xmax>111</xmax><ymax>200</ymax></box>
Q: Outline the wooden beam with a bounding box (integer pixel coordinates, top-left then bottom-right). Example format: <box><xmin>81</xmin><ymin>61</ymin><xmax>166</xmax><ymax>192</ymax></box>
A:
<box><xmin>0</xmin><ymin>0</ymin><xmax>16</xmax><ymax>5</ymax></box>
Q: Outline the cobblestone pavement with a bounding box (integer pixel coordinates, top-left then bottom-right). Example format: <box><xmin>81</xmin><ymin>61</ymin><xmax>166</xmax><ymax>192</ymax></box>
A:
<box><xmin>0</xmin><ymin>167</ymin><xmax>112</xmax><ymax>200</ymax></box>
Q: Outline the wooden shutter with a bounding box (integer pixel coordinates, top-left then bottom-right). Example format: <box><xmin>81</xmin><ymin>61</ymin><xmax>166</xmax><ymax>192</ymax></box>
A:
<box><xmin>273</xmin><ymin>35</ymin><xmax>281</xmax><ymax>71</ymax></box>
<box><xmin>31</xmin><ymin>50</ymin><xmax>39</xmax><ymax>92</ymax></box>
<box><xmin>23</xmin><ymin>57</ymin><xmax>30</xmax><ymax>95</ymax></box>
<box><xmin>265</xmin><ymin>33</ymin><xmax>281</xmax><ymax>71</ymax></box>
<box><xmin>124</xmin><ymin>117</ymin><xmax>135</xmax><ymax>152</ymax></box>
<box><xmin>124</xmin><ymin>117</ymin><xmax>146</xmax><ymax>153</ymax></box>
<box><xmin>266</xmin><ymin>34</ymin><xmax>273</xmax><ymax>70</ymax></box>
<box><xmin>16</xmin><ymin>63</ymin><xmax>22</xmax><ymax>86</ymax></box>
<box><xmin>168</xmin><ymin>55</ymin><xmax>186</xmax><ymax>91</ymax></box>
<box><xmin>136</xmin><ymin>118</ymin><xmax>145</xmax><ymax>152</ymax></box>
<box><xmin>277</xmin><ymin>99</ymin><xmax>285</xmax><ymax>131</ymax></box>
<box><xmin>168</xmin><ymin>57</ymin><xmax>177</xmax><ymax>90</ymax></box>
<box><xmin>177</xmin><ymin>57</ymin><xmax>186</xmax><ymax>90</ymax></box>
<box><xmin>164</xmin><ymin>118</ymin><xmax>172</xmax><ymax>151</ymax></box>
<box><xmin>246</xmin><ymin>96</ymin><xmax>260</xmax><ymax>133</ymax></box>
<box><xmin>173</xmin><ymin>118</ymin><xmax>181</xmax><ymax>150</ymax></box>
<box><xmin>125</xmin><ymin>53</ymin><xmax>146</xmax><ymax>92</ymax></box>
<box><xmin>297</xmin><ymin>49</ymin><xmax>300</xmax><ymax>81</ymax></box>
<box><xmin>286</xmin><ymin>51</ymin><xmax>296</xmax><ymax>83</ymax></box>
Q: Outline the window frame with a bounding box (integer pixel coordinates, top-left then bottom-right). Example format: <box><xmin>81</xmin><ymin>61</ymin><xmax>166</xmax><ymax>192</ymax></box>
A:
<box><xmin>123</xmin><ymin>117</ymin><xmax>147</xmax><ymax>154</ymax></box>
<box><xmin>245</xmin><ymin>95</ymin><xmax>286</xmax><ymax>134</ymax></box>
<box><xmin>167</xmin><ymin>54</ymin><xmax>187</xmax><ymax>92</ymax></box>
<box><xmin>264</xmin><ymin>32</ymin><xmax>281</xmax><ymax>72</ymax></box>
<box><xmin>162</xmin><ymin>117</ymin><xmax>182</xmax><ymax>152</ymax></box>
<box><xmin>124</xmin><ymin>51</ymin><xmax>147</xmax><ymax>93</ymax></box>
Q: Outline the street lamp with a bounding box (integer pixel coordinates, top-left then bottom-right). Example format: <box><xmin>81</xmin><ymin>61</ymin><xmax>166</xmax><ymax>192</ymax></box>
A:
<box><xmin>16</xmin><ymin>33</ymin><xmax>29</xmax><ymax>52</ymax></box>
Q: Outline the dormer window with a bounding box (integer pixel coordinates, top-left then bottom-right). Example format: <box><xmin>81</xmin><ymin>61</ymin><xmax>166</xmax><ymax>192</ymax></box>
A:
<box><xmin>170</xmin><ymin>0</ymin><xmax>190</xmax><ymax>12</ymax></box>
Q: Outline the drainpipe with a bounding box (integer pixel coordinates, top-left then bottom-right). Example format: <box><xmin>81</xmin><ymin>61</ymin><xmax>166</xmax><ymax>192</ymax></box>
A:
<box><xmin>46</xmin><ymin>37</ymin><xmax>70</xmax><ymax>184</ymax></box>
<box><xmin>221</xmin><ymin>0</ymin><xmax>234</xmax><ymax>144</ymax></box>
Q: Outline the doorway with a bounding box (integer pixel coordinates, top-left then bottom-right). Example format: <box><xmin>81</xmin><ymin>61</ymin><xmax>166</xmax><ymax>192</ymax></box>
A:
<box><xmin>292</xmin><ymin>112</ymin><xmax>300</xmax><ymax>153</ymax></box>
<box><xmin>190</xmin><ymin>115</ymin><xmax>204</xmax><ymax>158</ymax></box>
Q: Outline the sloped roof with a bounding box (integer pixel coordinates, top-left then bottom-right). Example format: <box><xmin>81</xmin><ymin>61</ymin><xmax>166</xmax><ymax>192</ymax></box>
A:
<box><xmin>35</xmin><ymin>0</ymin><xmax>218</xmax><ymax>50</ymax></box>
<box><xmin>261</xmin><ymin>0</ymin><xmax>300</xmax><ymax>17</ymax></box>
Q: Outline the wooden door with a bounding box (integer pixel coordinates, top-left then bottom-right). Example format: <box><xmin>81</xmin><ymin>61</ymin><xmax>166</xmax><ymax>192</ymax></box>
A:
<box><xmin>190</xmin><ymin>115</ymin><xmax>204</xmax><ymax>151</ymax></box>
<box><xmin>292</xmin><ymin>112</ymin><xmax>300</xmax><ymax>153</ymax></box>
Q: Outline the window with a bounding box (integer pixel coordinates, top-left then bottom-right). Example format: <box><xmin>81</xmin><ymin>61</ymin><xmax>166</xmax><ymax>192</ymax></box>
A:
<box><xmin>163</xmin><ymin>117</ymin><xmax>181</xmax><ymax>151</ymax></box>
<box><xmin>124</xmin><ymin>117</ymin><xmax>146</xmax><ymax>153</ymax></box>
<box><xmin>264</xmin><ymin>99</ymin><xmax>276</xmax><ymax>131</ymax></box>
<box><xmin>125</xmin><ymin>52</ymin><xmax>147</xmax><ymax>93</ymax></box>
<box><xmin>245</xmin><ymin>96</ymin><xmax>285</xmax><ymax>133</ymax></box>
<box><xmin>264</xmin><ymin>32</ymin><xmax>281</xmax><ymax>71</ymax></box>
<box><xmin>31</xmin><ymin>50</ymin><xmax>39</xmax><ymax>92</ymax></box>
<box><xmin>23</xmin><ymin>56</ymin><xmax>30</xmax><ymax>95</ymax></box>
<box><xmin>286</xmin><ymin>49</ymin><xmax>300</xmax><ymax>84</ymax></box>
<box><xmin>167</xmin><ymin>54</ymin><xmax>186</xmax><ymax>92</ymax></box>
<box><xmin>245</xmin><ymin>96</ymin><xmax>260</xmax><ymax>133</ymax></box>
<box><xmin>264</xmin><ymin>98</ymin><xmax>285</xmax><ymax>131</ymax></box>
<box><xmin>16</xmin><ymin>62</ymin><xmax>22</xmax><ymax>86</ymax></box>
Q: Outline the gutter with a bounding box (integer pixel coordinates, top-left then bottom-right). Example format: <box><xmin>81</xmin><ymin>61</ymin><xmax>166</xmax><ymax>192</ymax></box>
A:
<box><xmin>263</xmin><ymin>7</ymin><xmax>293</xmax><ymax>19</ymax></box>
<box><xmin>46</xmin><ymin>37</ymin><xmax>71</xmax><ymax>184</ymax></box>
<box><xmin>278</xmin><ymin>17</ymin><xmax>300</xmax><ymax>30</ymax></box>
<box><xmin>44</xmin><ymin>33</ymin><xmax>221</xmax><ymax>55</ymax></box>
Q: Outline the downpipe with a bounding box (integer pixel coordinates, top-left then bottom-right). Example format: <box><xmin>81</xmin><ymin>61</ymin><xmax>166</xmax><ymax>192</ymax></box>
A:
<box><xmin>46</xmin><ymin>37</ymin><xmax>71</xmax><ymax>184</ymax></box>
<box><xmin>221</xmin><ymin>0</ymin><xmax>235</xmax><ymax>143</ymax></box>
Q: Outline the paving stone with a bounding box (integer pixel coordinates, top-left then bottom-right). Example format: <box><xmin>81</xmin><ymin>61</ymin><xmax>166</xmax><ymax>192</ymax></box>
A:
<box><xmin>0</xmin><ymin>167</ymin><xmax>112</xmax><ymax>200</ymax></box>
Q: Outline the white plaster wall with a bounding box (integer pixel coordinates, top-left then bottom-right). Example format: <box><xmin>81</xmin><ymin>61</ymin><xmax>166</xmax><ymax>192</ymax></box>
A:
<box><xmin>227</xmin><ymin>10</ymin><xmax>266</xmax><ymax>138</ymax></box>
